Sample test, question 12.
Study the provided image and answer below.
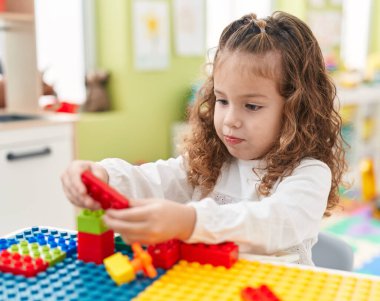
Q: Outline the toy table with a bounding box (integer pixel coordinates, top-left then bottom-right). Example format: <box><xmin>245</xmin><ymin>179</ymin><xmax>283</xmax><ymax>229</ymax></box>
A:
<box><xmin>1</xmin><ymin>227</ymin><xmax>380</xmax><ymax>301</ymax></box>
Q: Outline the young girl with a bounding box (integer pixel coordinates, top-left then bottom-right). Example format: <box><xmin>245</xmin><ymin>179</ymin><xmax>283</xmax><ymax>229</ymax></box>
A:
<box><xmin>61</xmin><ymin>11</ymin><xmax>346</xmax><ymax>265</ymax></box>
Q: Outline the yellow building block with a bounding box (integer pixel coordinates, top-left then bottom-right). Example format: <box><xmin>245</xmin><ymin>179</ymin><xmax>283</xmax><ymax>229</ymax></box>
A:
<box><xmin>133</xmin><ymin>260</ymin><xmax>380</xmax><ymax>301</ymax></box>
<box><xmin>361</xmin><ymin>158</ymin><xmax>377</xmax><ymax>202</ymax></box>
<box><xmin>104</xmin><ymin>252</ymin><xmax>135</xmax><ymax>285</ymax></box>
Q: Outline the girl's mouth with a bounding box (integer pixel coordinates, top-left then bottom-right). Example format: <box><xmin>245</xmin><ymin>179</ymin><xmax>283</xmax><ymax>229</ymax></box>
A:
<box><xmin>224</xmin><ymin>135</ymin><xmax>244</xmax><ymax>145</ymax></box>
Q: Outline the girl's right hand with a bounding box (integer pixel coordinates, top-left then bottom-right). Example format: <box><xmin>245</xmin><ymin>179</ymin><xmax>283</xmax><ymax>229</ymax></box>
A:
<box><xmin>61</xmin><ymin>160</ymin><xmax>109</xmax><ymax>210</ymax></box>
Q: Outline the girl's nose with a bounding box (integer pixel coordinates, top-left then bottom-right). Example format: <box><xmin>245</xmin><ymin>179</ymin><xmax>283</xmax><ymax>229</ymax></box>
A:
<box><xmin>224</xmin><ymin>108</ymin><xmax>242</xmax><ymax>128</ymax></box>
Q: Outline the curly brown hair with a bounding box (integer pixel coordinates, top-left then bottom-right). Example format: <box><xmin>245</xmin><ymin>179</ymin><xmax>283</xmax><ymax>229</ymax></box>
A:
<box><xmin>181</xmin><ymin>11</ymin><xmax>346</xmax><ymax>216</ymax></box>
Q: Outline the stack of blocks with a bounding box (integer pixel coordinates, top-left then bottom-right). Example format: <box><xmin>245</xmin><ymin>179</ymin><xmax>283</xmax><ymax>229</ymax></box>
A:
<box><xmin>77</xmin><ymin>209</ymin><xmax>114</xmax><ymax>264</ymax></box>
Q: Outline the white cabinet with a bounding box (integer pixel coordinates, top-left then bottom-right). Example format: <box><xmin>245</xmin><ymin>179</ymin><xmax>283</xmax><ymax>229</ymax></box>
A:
<box><xmin>0</xmin><ymin>0</ymin><xmax>41</xmax><ymax>112</ymax></box>
<box><xmin>0</xmin><ymin>122</ymin><xmax>75</xmax><ymax>236</ymax></box>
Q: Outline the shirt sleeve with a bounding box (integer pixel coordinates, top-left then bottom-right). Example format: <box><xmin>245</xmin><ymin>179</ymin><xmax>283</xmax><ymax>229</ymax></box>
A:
<box><xmin>97</xmin><ymin>156</ymin><xmax>194</xmax><ymax>203</ymax></box>
<box><xmin>186</xmin><ymin>160</ymin><xmax>332</xmax><ymax>254</ymax></box>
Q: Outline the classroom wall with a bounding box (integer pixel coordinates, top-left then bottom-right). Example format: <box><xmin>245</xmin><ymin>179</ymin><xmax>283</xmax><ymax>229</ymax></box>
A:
<box><xmin>276</xmin><ymin>0</ymin><xmax>380</xmax><ymax>55</ymax></box>
<box><xmin>275</xmin><ymin>0</ymin><xmax>306</xmax><ymax>19</ymax></box>
<box><xmin>77</xmin><ymin>0</ymin><xmax>380</xmax><ymax>163</ymax></box>
<box><xmin>76</xmin><ymin>0</ymin><xmax>204</xmax><ymax>163</ymax></box>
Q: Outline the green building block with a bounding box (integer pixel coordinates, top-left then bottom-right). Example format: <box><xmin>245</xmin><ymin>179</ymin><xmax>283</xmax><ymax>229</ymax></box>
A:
<box><xmin>77</xmin><ymin>209</ymin><xmax>108</xmax><ymax>235</ymax></box>
<box><xmin>115</xmin><ymin>236</ymin><xmax>132</xmax><ymax>252</ymax></box>
<box><xmin>8</xmin><ymin>240</ymin><xmax>66</xmax><ymax>267</ymax></box>
<box><xmin>44</xmin><ymin>248</ymin><xmax>66</xmax><ymax>266</ymax></box>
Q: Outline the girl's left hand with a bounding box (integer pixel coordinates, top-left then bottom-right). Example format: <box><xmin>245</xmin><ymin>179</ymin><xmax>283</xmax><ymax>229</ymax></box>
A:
<box><xmin>102</xmin><ymin>198</ymin><xmax>196</xmax><ymax>245</ymax></box>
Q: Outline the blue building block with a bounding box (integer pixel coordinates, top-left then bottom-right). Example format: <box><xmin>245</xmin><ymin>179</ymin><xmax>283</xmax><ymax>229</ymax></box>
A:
<box><xmin>0</xmin><ymin>227</ymin><xmax>165</xmax><ymax>300</ymax></box>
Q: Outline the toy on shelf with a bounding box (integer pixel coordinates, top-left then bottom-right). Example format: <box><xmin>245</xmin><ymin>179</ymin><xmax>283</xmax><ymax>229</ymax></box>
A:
<box><xmin>104</xmin><ymin>242</ymin><xmax>157</xmax><ymax>286</ymax></box>
<box><xmin>81</xmin><ymin>170</ymin><xmax>130</xmax><ymax>209</ymax></box>
<box><xmin>372</xmin><ymin>198</ymin><xmax>380</xmax><ymax>220</ymax></box>
<box><xmin>360</xmin><ymin>157</ymin><xmax>377</xmax><ymax>202</ymax></box>
<box><xmin>241</xmin><ymin>285</ymin><xmax>281</xmax><ymax>301</ymax></box>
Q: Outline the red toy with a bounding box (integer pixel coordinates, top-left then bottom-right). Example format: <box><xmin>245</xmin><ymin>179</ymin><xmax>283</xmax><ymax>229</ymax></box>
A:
<box><xmin>241</xmin><ymin>285</ymin><xmax>281</xmax><ymax>301</ymax></box>
<box><xmin>77</xmin><ymin>230</ymin><xmax>115</xmax><ymax>264</ymax></box>
<box><xmin>81</xmin><ymin>170</ymin><xmax>130</xmax><ymax>209</ymax></box>
<box><xmin>180</xmin><ymin>242</ymin><xmax>238</xmax><ymax>269</ymax></box>
<box><xmin>0</xmin><ymin>250</ymin><xmax>49</xmax><ymax>277</ymax></box>
<box><xmin>147</xmin><ymin>239</ymin><xmax>181</xmax><ymax>269</ymax></box>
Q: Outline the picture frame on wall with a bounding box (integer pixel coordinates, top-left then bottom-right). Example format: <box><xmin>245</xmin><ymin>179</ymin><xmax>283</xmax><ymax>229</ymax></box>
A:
<box><xmin>173</xmin><ymin>0</ymin><xmax>205</xmax><ymax>57</ymax></box>
<box><xmin>133</xmin><ymin>0</ymin><xmax>170</xmax><ymax>71</ymax></box>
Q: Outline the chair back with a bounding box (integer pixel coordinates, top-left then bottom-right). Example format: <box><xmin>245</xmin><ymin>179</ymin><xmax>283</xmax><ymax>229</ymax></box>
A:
<box><xmin>312</xmin><ymin>232</ymin><xmax>354</xmax><ymax>271</ymax></box>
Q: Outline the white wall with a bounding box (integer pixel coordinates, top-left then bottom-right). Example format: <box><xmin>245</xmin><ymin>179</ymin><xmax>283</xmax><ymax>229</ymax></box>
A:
<box><xmin>35</xmin><ymin>0</ymin><xmax>86</xmax><ymax>103</ymax></box>
<box><xmin>206</xmin><ymin>0</ymin><xmax>273</xmax><ymax>51</ymax></box>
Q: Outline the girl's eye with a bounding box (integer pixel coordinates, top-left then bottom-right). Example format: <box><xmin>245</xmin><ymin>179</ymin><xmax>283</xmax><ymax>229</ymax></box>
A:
<box><xmin>246</xmin><ymin>104</ymin><xmax>262</xmax><ymax>111</ymax></box>
<box><xmin>216</xmin><ymin>99</ymin><xmax>228</xmax><ymax>105</ymax></box>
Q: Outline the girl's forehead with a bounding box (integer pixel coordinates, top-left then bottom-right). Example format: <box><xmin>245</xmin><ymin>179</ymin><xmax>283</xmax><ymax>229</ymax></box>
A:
<box><xmin>214</xmin><ymin>51</ymin><xmax>282</xmax><ymax>82</ymax></box>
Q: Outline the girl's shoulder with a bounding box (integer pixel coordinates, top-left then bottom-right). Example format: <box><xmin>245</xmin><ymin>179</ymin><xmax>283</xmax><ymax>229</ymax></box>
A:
<box><xmin>293</xmin><ymin>157</ymin><xmax>332</xmax><ymax>178</ymax></box>
<box><xmin>298</xmin><ymin>157</ymin><xmax>330</xmax><ymax>169</ymax></box>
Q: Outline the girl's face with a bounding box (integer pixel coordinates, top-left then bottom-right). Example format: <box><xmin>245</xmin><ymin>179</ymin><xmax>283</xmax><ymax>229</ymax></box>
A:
<box><xmin>213</xmin><ymin>51</ymin><xmax>284</xmax><ymax>160</ymax></box>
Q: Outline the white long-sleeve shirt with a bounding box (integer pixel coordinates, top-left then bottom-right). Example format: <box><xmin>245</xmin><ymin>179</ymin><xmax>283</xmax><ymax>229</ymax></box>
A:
<box><xmin>99</xmin><ymin>156</ymin><xmax>331</xmax><ymax>265</ymax></box>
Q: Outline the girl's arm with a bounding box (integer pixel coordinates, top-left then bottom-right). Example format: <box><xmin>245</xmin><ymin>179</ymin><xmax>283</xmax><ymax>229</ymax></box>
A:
<box><xmin>98</xmin><ymin>156</ymin><xmax>193</xmax><ymax>203</ymax></box>
<box><xmin>186</xmin><ymin>160</ymin><xmax>331</xmax><ymax>254</ymax></box>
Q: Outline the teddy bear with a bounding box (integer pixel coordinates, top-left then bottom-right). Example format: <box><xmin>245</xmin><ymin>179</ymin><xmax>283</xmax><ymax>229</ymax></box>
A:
<box><xmin>83</xmin><ymin>70</ymin><xmax>110</xmax><ymax>112</ymax></box>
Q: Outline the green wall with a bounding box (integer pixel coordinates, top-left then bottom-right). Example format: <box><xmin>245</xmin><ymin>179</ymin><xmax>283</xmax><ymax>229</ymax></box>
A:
<box><xmin>370</xmin><ymin>0</ymin><xmax>380</xmax><ymax>54</ymax></box>
<box><xmin>76</xmin><ymin>0</ymin><xmax>204</xmax><ymax>163</ymax></box>
<box><xmin>275</xmin><ymin>0</ymin><xmax>306</xmax><ymax>19</ymax></box>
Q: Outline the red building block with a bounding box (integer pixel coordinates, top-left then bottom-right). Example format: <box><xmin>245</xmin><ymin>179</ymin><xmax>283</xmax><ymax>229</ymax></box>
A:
<box><xmin>78</xmin><ymin>230</ymin><xmax>115</xmax><ymax>264</ymax></box>
<box><xmin>147</xmin><ymin>239</ymin><xmax>180</xmax><ymax>269</ymax></box>
<box><xmin>0</xmin><ymin>250</ymin><xmax>48</xmax><ymax>277</ymax></box>
<box><xmin>81</xmin><ymin>170</ymin><xmax>130</xmax><ymax>209</ymax></box>
<box><xmin>180</xmin><ymin>242</ymin><xmax>238</xmax><ymax>268</ymax></box>
<box><xmin>241</xmin><ymin>285</ymin><xmax>281</xmax><ymax>301</ymax></box>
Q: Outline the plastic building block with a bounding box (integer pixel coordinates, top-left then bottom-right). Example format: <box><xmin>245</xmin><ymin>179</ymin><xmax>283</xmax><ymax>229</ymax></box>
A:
<box><xmin>0</xmin><ymin>250</ymin><xmax>48</xmax><ymax>277</ymax></box>
<box><xmin>7</xmin><ymin>239</ymin><xmax>66</xmax><ymax>267</ymax></box>
<box><xmin>136</xmin><ymin>259</ymin><xmax>380</xmax><ymax>301</ymax></box>
<box><xmin>131</xmin><ymin>243</ymin><xmax>157</xmax><ymax>279</ymax></box>
<box><xmin>180</xmin><ymin>242</ymin><xmax>238</xmax><ymax>268</ymax></box>
<box><xmin>5</xmin><ymin>226</ymin><xmax>380</xmax><ymax>301</ymax></box>
<box><xmin>104</xmin><ymin>243</ymin><xmax>157</xmax><ymax>286</ymax></box>
<box><xmin>81</xmin><ymin>170</ymin><xmax>130</xmax><ymax>209</ymax></box>
<box><xmin>148</xmin><ymin>239</ymin><xmax>180</xmax><ymax>269</ymax></box>
<box><xmin>0</xmin><ymin>239</ymin><xmax>9</xmax><ymax>251</ymax></box>
<box><xmin>77</xmin><ymin>230</ymin><xmax>114</xmax><ymax>264</ymax></box>
<box><xmin>1</xmin><ymin>227</ymin><xmax>164</xmax><ymax>300</ymax></box>
<box><xmin>241</xmin><ymin>285</ymin><xmax>281</xmax><ymax>301</ymax></box>
<box><xmin>77</xmin><ymin>209</ymin><xmax>108</xmax><ymax>234</ymax></box>
<box><xmin>104</xmin><ymin>252</ymin><xmax>135</xmax><ymax>285</ymax></box>
<box><xmin>115</xmin><ymin>235</ymin><xmax>132</xmax><ymax>253</ymax></box>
